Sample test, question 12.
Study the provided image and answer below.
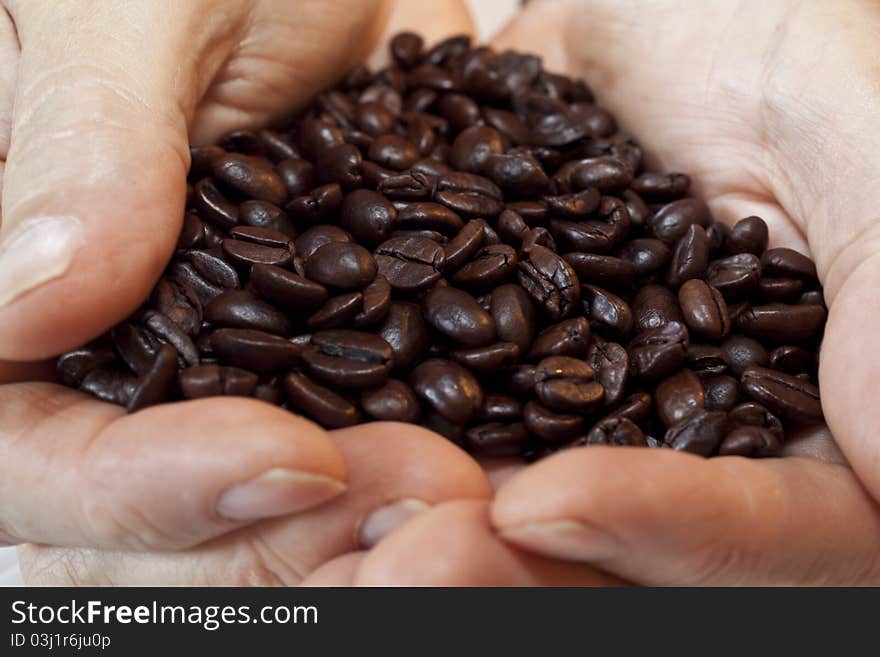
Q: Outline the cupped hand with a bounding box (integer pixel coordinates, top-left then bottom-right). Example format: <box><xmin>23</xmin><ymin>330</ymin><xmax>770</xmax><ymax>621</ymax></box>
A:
<box><xmin>3</xmin><ymin>0</ymin><xmax>490</xmax><ymax>584</ymax></box>
<box><xmin>481</xmin><ymin>0</ymin><xmax>880</xmax><ymax>585</ymax></box>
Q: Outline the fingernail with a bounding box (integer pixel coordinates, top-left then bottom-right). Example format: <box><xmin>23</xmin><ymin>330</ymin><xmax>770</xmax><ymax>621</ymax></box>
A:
<box><xmin>359</xmin><ymin>498</ymin><xmax>430</xmax><ymax>548</ymax></box>
<box><xmin>499</xmin><ymin>520</ymin><xmax>620</xmax><ymax>562</ymax></box>
<box><xmin>217</xmin><ymin>469</ymin><xmax>346</xmax><ymax>521</ymax></box>
<box><xmin>0</xmin><ymin>216</ymin><xmax>86</xmax><ymax>307</ymax></box>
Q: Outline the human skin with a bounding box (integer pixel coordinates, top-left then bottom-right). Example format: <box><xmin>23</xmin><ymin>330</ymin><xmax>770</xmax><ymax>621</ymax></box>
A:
<box><xmin>12</xmin><ymin>0</ymin><xmax>880</xmax><ymax>585</ymax></box>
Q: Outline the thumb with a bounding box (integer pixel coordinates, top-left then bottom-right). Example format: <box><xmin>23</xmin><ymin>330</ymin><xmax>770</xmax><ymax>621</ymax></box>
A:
<box><xmin>0</xmin><ymin>1</ymin><xmax>229</xmax><ymax>359</ymax></box>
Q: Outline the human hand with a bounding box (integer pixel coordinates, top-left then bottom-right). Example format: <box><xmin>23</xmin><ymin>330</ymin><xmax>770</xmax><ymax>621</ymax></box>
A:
<box><xmin>2</xmin><ymin>0</ymin><xmax>487</xmax><ymax>584</ymax></box>
<box><xmin>482</xmin><ymin>0</ymin><xmax>880</xmax><ymax>585</ymax></box>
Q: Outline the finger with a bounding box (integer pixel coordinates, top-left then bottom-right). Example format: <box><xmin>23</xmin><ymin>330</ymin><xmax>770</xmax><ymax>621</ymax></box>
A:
<box><xmin>0</xmin><ymin>384</ymin><xmax>346</xmax><ymax>549</ymax></box>
<box><xmin>493</xmin><ymin>448</ymin><xmax>880</xmax><ymax>585</ymax></box>
<box><xmin>0</xmin><ymin>358</ymin><xmax>55</xmax><ymax>384</ymax></box>
<box><xmin>0</xmin><ymin>5</ymin><xmax>19</xmax><ymax>163</ymax></box>
<box><xmin>300</xmin><ymin>552</ymin><xmax>366</xmax><ymax>587</ymax></box>
<box><xmin>354</xmin><ymin>500</ymin><xmax>624</xmax><ymax>586</ymax></box>
<box><xmin>0</xmin><ymin>0</ymin><xmax>246</xmax><ymax>359</ymax></box>
<box><xmin>21</xmin><ymin>424</ymin><xmax>492</xmax><ymax>585</ymax></box>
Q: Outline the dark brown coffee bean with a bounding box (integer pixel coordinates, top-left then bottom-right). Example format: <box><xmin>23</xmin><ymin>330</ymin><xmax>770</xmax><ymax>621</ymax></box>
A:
<box><xmin>360</xmin><ymin>380</ymin><xmax>420</xmax><ymax>422</ymax></box>
<box><xmin>451</xmin><ymin>244</ymin><xmax>518</xmax><ymax>288</ymax></box>
<box><xmin>275</xmin><ymin>158</ymin><xmax>315</xmax><ymax>197</ymax></box>
<box><xmin>368</xmin><ymin>134</ymin><xmax>420</xmax><ymax>170</ymax></box>
<box><xmin>721</xmin><ymin>335</ymin><xmax>769</xmax><ymax>376</ymax></box>
<box><xmin>465</xmin><ymin>422</ymin><xmax>530</xmax><ymax>457</ymax></box>
<box><xmin>406</xmin><ymin>115</ymin><xmax>437</xmax><ymax>155</ymax></box>
<box><xmin>523</xmin><ymin>401</ymin><xmax>583</xmax><ymax>442</ymax></box>
<box><xmin>618</xmin><ymin>238</ymin><xmax>672</xmax><ymax>277</ymax></box>
<box><xmin>769</xmin><ymin>345</ymin><xmax>812</xmax><ymax>375</ymax></box>
<box><xmin>354</xmin><ymin>275</ymin><xmax>392</xmax><ymax>326</ymax></box>
<box><xmin>489</xmin><ymin>283</ymin><xmax>535</xmax><ymax>353</ymax></box>
<box><xmin>258</xmin><ymin>129</ymin><xmax>299</xmax><ymax>161</ymax></box>
<box><xmin>140</xmin><ymin>310</ymin><xmax>200</xmax><ymax>367</ymax></box>
<box><xmin>761</xmin><ymin>247</ymin><xmax>818</xmax><ymax>280</ymax></box>
<box><xmin>631</xmin><ymin>172</ymin><xmax>690</xmax><ymax>201</ymax></box>
<box><xmin>686</xmin><ymin>344</ymin><xmax>727</xmax><ymax>376</ymax></box>
<box><xmin>180</xmin><ymin>364</ymin><xmax>259</xmax><ymax>399</ymax></box>
<box><xmin>678</xmin><ymin>278</ymin><xmax>730</xmax><ymax>340</ymax></box>
<box><xmin>302</xmin><ymin>330</ymin><xmax>393</xmax><ymax>389</ymax></box>
<box><xmin>666</xmin><ymin>224</ymin><xmax>709</xmax><ymax>288</ymax></box>
<box><xmin>375</xmin><ymin>235</ymin><xmax>446</xmax><ymax>290</ymax></box>
<box><xmin>395</xmin><ymin>202</ymin><xmax>463</xmax><ymax>234</ymax></box>
<box><xmin>478</xmin><ymin>394</ymin><xmax>523</xmax><ymax>421</ymax></box>
<box><xmin>482</xmin><ymin>108</ymin><xmax>529</xmax><ymax>144</ymax></box>
<box><xmin>80</xmin><ymin>368</ymin><xmax>138</xmax><ymax>405</ymax></box>
<box><xmin>758</xmin><ymin>277</ymin><xmax>804</xmax><ymax>301</ymax></box>
<box><xmin>58</xmin><ymin>346</ymin><xmax>117</xmax><ymax>386</ymax></box>
<box><xmin>528</xmin><ymin>316</ymin><xmax>591</xmax><ymax>360</ymax></box>
<box><xmin>340</xmin><ymin>189</ymin><xmax>398</xmax><ymax>246</ymax></box>
<box><xmin>563</xmin><ymin>253</ymin><xmax>637</xmax><ymax>290</ymax></box>
<box><xmin>449</xmin><ymin>342</ymin><xmax>520</xmax><ymax>373</ymax></box>
<box><xmin>436</xmin><ymin>93</ymin><xmax>481</xmax><ymax>131</ymax></box>
<box><xmin>178</xmin><ymin>212</ymin><xmax>207</xmax><ymax>249</ymax></box>
<box><xmin>702</xmin><ymin>374</ymin><xmax>741</xmax><ymax>412</ymax></box>
<box><xmin>211</xmin><ymin>328</ymin><xmax>304</xmax><ymax>373</ymax></box>
<box><xmin>484</xmin><ymin>152</ymin><xmax>550</xmax><ymax>197</ymax></box>
<box><xmin>306</xmin><ymin>292</ymin><xmax>364</xmax><ymax>329</ymax></box>
<box><xmin>727</xmin><ymin>401</ymin><xmax>784</xmax><ymax>439</ymax></box>
<box><xmin>648</xmin><ymin>198</ymin><xmax>710</xmax><ymax>243</ymax></box>
<box><xmin>632</xmin><ymin>284</ymin><xmax>684</xmax><ymax>332</ymax></box>
<box><xmin>435</xmin><ymin>172</ymin><xmax>504</xmax><ymax>216</ymax></box>
<box><xmin>582</xmin><ymin>284</ymin><xmax>634</xmax><ymax>338</ymax></box>
<box><xmin>211</xmin><ymin>153</ymin><xmax>287</xmax><ymax>206</ymax></box>
<box><xmin>444</xmin><ymin>219</ymin><xmax>487</xmax><ymax>272</ymax></box>
<box><xmin>718</xmin><ymin>426</ymin><xmax>781</xmax><ymax>458</ymax></box>
<box><xmin>304</xmin><ymin>241</ymin><xmax>377</xmax><ymax>290</ymax></box>
<box><xmin>586</xmin><ymin>339</ymin><xmax>629</xmax><ymax>407</ymax></box>
<box><xmin>194</xmin><ymin>178</ymin><xmax>239</xmax><ymax>229</ymax></box>
<box><xmin>707</xmin><ymin>253</ymin><xmax>762</xmax><ymax>299</ymax></box>
<box><xmin>355</xmin><ymin>102</ymin><xmax>395</xmax><ymax>137</ymax></box>
<box><xmin>377</xmin><ymin>171</ymin><xmax>437</xmax><ymax>200</ymax></box>
<box><xmin>629</xmin><ymin>321</ymin><xmax>689</xmax><ymax>381</ymax></box>
<box><xmin>250</xmin><ymin>264</ymin><xmax>328</xmax><ymax>311</ymax></box>
<box><xmin>726</xmin><ymin>216</ymin><xmax>768</xmax><ymax>255</ymax></box>
<box><xmin>390</xmin><ymin>31</ymin><xmax>423</xmax><ymax>68</ymax></box>
<box><xmin>573</xmin><ymin>416</ymin><xmax>646</xmax><ymax>447</ymax></box>
<box><xmin>205</xmin><ymin>290</ymin><xmax>291</xmax><ymax>336</ymax></box>
<box><xmin>316</xmin><ymin>143</ymin><xmax>362</xmax><ymax>189</ymax></box>
<box><xmin>706</xmin><ymin>222</ymin><xmax>729</xmax><ymax>255</ymax></box>
<box><xmin>152</xmin><ymin>278</ymin><xmax>202</xmax><ymax>335</ymax></box>
<box><xmin>543</xmin><ymin>189</ymin><xmax>601</xmax><ymax>220</ymax></box>
<box><xmin>128</xmin><ymin>344</ymin><xmax>179</xmax><ymax>412</ymax></box>
<box><xmin>654</xmin><ymin>369</ymin><xmax>705</xmax><ymax>428</ymax></box>
<box><xmin>112</xmin><ymin>323</ymin><xmax>159</xmax><ymax>376</ymax></box>
<box><xmin>736</xmin><ymin>303</ymin><xmax>826</xmax><ymax>343</ymax></box>
<box><xmin>238</xmin><ymin>200</ymin><xmax>297</xmax><ymax>238</ymax></box>
<box><xmin>741</xmin><ymin>366</ymin><xmax>823</xmax><ymax>424</ymax></box>
<box><xmin>284</xmin><ymin>371</ymin><xmax>361</xmax><ymax>428</ymax></box>
<box><xmin>423</xmin><ymin>286</ymin><xmax>495</xmax><ymax>347</ymax></box>
<box><xmin>377</xmin><ymin>301</ymin><xmax>429</xmax><ymax>372</ymax></box>
<box><xmin>798</xmin><ymin>289</ymin><xmax>825</xmax><ymax>307</ymax></box>
<box><xmin>534</xmin><ymin>356</ymin><xmax>603</xmax><ymax>412</ymax></box>
<box><xmin>664</xmin><ymin>409</ymin><xmax>728</xmax><ymax>456</ymax></box>
<box><xmin>411</xmin><ymin>358</ymin><xmax>483</xmax><ymax>424</ymax></box>
<box><xmin>222</xmin><ymin>239</ymin><xmax>292</xmax><ymax>268</ymax></box>
<box><xmin>168</xmin><ymin>262</ymin><xmax>223</xmax><ymax>307</ymax></box>
<box><xmin>606</xmin><ymin>392</ymin><xmax>653</xmax><ymax>424</ymax></box>
<box><xmin>517</xmin><ymin>244</ymin><xmax>581</xmax><ymax>320</ymax></box>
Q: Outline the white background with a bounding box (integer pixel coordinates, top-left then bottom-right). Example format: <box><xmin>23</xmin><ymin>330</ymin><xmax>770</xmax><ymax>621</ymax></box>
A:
<box><xmin>0</xmin><ymin>0</ymin><xmax>518</xmax><ymax>588</ymax></box>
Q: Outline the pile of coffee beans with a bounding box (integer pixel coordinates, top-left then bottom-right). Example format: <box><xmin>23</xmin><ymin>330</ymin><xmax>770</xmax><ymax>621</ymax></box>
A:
<box><xmin>58</xmin><ymin>33</ymin><xmax>827</xmax><ymax>460</ymax></box>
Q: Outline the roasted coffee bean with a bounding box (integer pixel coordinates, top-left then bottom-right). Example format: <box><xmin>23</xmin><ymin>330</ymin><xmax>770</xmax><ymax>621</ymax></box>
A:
<box><xmin>152</xmin><ymin>278</ymin><xmax>202</xmax><ymax>335</ymax></box>
<box><xmin>435</xmin><ymin>172</ymin><xmax>504</xmax><ymax>216</ymax></box>
<box><xmin>285</xmin><ymin>183</ymin><xmax>343</xmax><ymax>223</ymax></box>
<box><xmin>484</xmin><ymin>152</ymin><xmax>550</xmax><ymax>197</ymax></box>
<box><xmin>211</xmin><ymin>328</ymin><xmax>304</xmax><ymax>373</ymax></box>
<box><xmin>368</xmin><ymin>134</ymin><xmax>420</xmax><ymax>170</ymax></box>
<box><xmin>654</xmin><ymin>369</ymin><xmax>704</xmax><ymax>428</ymax></box>
<box><xmin>561</xmin><ymin>156</ymin><xmax>632</xmax><ymax>193</ymax></box>
<box><xmin>356</xmin><ymin>102</ymin><xmax>395</xmax><ymax>136</ymax></box>
<box><xmin>354</xmin><ymin>275</ymin><xmax>392</xmax><ymax>326</ymax></box>
<box><xmin>302</xmin><ymin>330</ymin><xmax>393</xmax><ymax>389</ymax></box>
<box><xmin>799</xmin><ymin>289</ymin><xmax>825</xmax><ymax>306</ymax></box>
<box><xmin>178</xmin><ymin>212</ymin><xmax>207</xmax><ymax>249</ymax></box>
<box><xmin>306</xmin><ymin>292</ymin><xmax>364</xmax><ymax>329</ymax></box>
<box><xmin>205</xmin><ymin>290</ymin><xmax>291</xmax><ymax>336</ymax></box>
<box><xmin>449</xmin><ymin>125</ymin><xmax>504</xmax><ymax>172</ymax></box>
<box><xmin>275</xmin><ymin>158</ymin><xmax>315</xmax><ymax>198</ymax></box>
<box><xmin>238</xmin><ymin>200</ymin><xmax>297</xmax><ymax>238</ymax></box>
<box><xmin>582</xmin><ymin>284</ymin><xmax>634</xmax><ymax>338</ymax></box>
<box><xmin>423</xmin><ymin>286</ymin><xmax>495</xmax><ymax>347</ymax></box>
<box><xmin>58</xmin><ymin>346</ymin><xmax>117</xmax><ymax>386</ymax></box>
<box><xmin>211</xmin><ymin>153</ymin><xmax>287</xmax><ymax>206</ymax></box>
<box><xmin>761</xmin><ymin>247</ymin><xmax>818</xmax><ymax>280</ymax></box>
<box><xmin>521</xmin><ymin>227</ymin><xmax>556</xmax><ymax>253</ymax></box>
<box><xmin>632</xmin><ymin>284</ymin><xmax>683</xmax><ymax>332</ymax></box>
<box><xmin>251</xmin><ymin>264</ymin><xmax>328</xmax><ymax>311</ymax></box>
<box><xmin>396</xmin><ymin>202</ymin><xmax>463</xmax><ymax>234</ymax></box>
<box><xmin>706</xmin><ymin>222</ymin><xmax>729</xmax><ymax>256</ymax></box>
<box><xmin>478</xmin><ymin>394</ymin><xmax>523</xmax><ymax>421</ymax></box>
<box><xmin>437</xmin><ymin>93</ymin><xmax>481</xmax><ymax>132</ymax></box>
<box><xmin>528</xmin><ymin>316</ymin><xmax>591</xmax><ymax>360</ymax></box>
<box><xmin>194</xmin><ymin>178</ymin><xmax>239</xmax><ymax>229</ymax></box>
<box><xmin>736</xmin><ymin>303</ymin><xmax>826</xmax><ymax>343</ymax></box>
<box><xmin>168</xmin><ymin>262</ymin><xmax>223</xmax><ymax>308</ymax></box>
<box><xmin>375</xmin><ymin>235</ymin><xmax>446</xmax><ymax>290</ymax></box>
<box><xmin>618</xmin><ymin>238</ymin><xmax>671</xmax><ymax>277</ymax></box>
<box><xmin>758</xmin><ymin>277</ymin><xmax>803</xmax><ymax>301</ymax></box>
<box><xmin>179</xmin><ymin>364</ymin><xmax>259</xmax><ymax>399</ymax></box>
<box><xmin>295</xmin><ymin>224</ymin><xmax>352</xmax><ymax>259</ymax></box>
<box><xmin>284</xmin><ymin>371</ymin><xmax>361</xmax><ymax>428</ymax></box>
<box><xmin>707</xmin><ymin>253</ymin><xmax>762</xmax><ymax>299</ymax></box>
<box><xmin>128</xmin><ymin>344</ymin><xmax>179</xmax><ymax>412</ymax></box>
<box><xmin>523</xmin><ymin>401</ymin><xmax>583</xmax><ymax>442</ymax></box>
<box><xmin>769</xmin><ymin>345</ymin><xmax>812</xmax><ymax>375</ymax></box>
<box><xmin>606</xmin><ymin>391</ymin><xmax>653</xmax><ymax>424</ymax></box>
<box><xmin>702</xmin><ymin>374</ymin><xmax>741</xmax><ymax>412</ymax></box>
<box><xmin>686</xmin><ymin>344</ymin><xmax>727</xmax><ymax>376</ymax></box>
<box><xmin>112</xmin><ymin>322</ymin><xmax>159</xmax><ymax>376</ymax></box>
<box><xmin>631</xmin><ymin>172</ymin><xmax>690</xmax><ymax>201</ymax></box>
<box><xmin>648</xmin><ymin>198</ymin><xmax>710</xmax><ymax>243</ymax></box>
<box><xmin>629</xmin><ymin>321</ymin><xmax>689</xmax><ymax>381</ymax></box>
<box><xmin>452</xmin><ymin>244</ymin><xmax>518</xmax><ymax>288</ymax></box>
<box><xmin>304</xmin><ymin>241</ymin><xmax>377</xmax><ymax>289</ymax></box>
<box><xmin>718</xmin><ymin>426</ymin><xmax>781</xmax><ymax>458</ymax></box>
<box><xmin>721</xmin><ymin>335</ymin><xmax>769</xmax><ymax>376</ymax></box>
<box><xmin>317</xmin><ymin>143</ymin><xmax>363</xmax><ymax>189</ymax></box>
<box><xmin>664</xmin><ymin>409</ymin><xmax>728</xmax><ymax>456</ymax></box>
<box><xmin>140</xmin><ymin>310</ymin><xmax>200</xmax><ymax>367</ymax></box>
<box><xmin>726</xmin><ymin>216</ymin><xmax>768</xmax><ymax>255</ymax></box>
<box><xmin>258</xmin><ymin>129</ymin><xmax>299</xmax><ymax>161</ymax></box>
<box><xmin>586</xmin><ymin>339</ymin><xmax>628</xmax><ymax>406</ymax></box>
<box><xmin>741</xmin><ymin>366</ymin><xmax>823</xmax><ymax>424</ymax></box>
<box><xmin>444</xmin><ymin>219</ymin><xmax>487</xmax><ymax>271</ymax></box>
<box><xmin>549</xmin><ymin>218</ymin><xmax>617</xmax><ymax>254</ymax></box>
<box><xmin>482</xmin><ymin>108</ymin><xmax>529</xmax><ymax>144</ymax></box>
<box><xmin>534</xmin><ymin>356</ymin><xmax>603</xmax><ymax>412</ymax></box>
<box><xmin>496</xmin><ymin>209</ymin><xmax>530</xmax><ymax>245</ymax></box>
<box><xmin>490</xmin><ymin>283</ymin><xmax>535</xmax><ymax>352</ymax></box>
<box><xmin>340</xmin><ymin>189</ymin><xmax>398</xmax><ymax>246</ymax></box>
<box><xmin>450</xmin><ymin>342</ymin><xmax>520</xmax><ymax>373</ymax></box>
<box><xmin>666</xmin><ymin>224</ymin><xmax>709</xmax><ymax>288</ymax></box>
<box><xmin>411</xmin><ymin>358</ymin><xmax>483</xmax><ymax>424</ymax></box>
<box><xmin>678</xmin><ymin>278</ymin><xmax>730</xmax><ymax>340</ymax></box>
<box><xmin>465</xmin><ymin>422</ymin><xmax>530</xmax><ymax>457</ymax></box>
<box><xmin>575</xmin><ymin>416</ymin><xmax>646</xmax><ymax>447</ymax></box>
<box><xmin>80</xmin><ymin>368</ymin><xmax>138</xmax><ymax>405</ymax></box>
<box><xmin>406</xmin><ymin>116</ymin><xmax>437</xmax><ymax>155</ymax></box>
<box><xmin>517</xmin><ymin>244</ymin><xmax>580</xmax><ymax>320</ymax></box>
<box><xmin>390</xmin><ymin>31</ymin><xmax>423</xmax><ymax>68</ymax></box>
<box><xmin>222</xmin><ymin>239</ymin><xmax>292</xmax><ymax>268</ymax></box>
<box><xmin>378</xmin><ymin>301</ymin><xmax>429</xmax><ymax>372</ymax></box>
<box><xmin>361</xmin><ymin>379</ymin><xmax>421</xmax><ymax>422</ymax></box>
<box><xmin>727</xmin><ymin>401</ymin><xmax>784</xmax><ymax>439</ymax></box>
<box><xmin>563</xmin><ymin>253</ymin><xmax>637</xmax><ymax>289</ymax></box>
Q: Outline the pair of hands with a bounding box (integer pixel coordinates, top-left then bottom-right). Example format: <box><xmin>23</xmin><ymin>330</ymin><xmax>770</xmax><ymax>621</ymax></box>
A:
<box><xmin>2</xmin><ymin>0</ymin><xmax>880</xmax><ymax>586</ymax></box>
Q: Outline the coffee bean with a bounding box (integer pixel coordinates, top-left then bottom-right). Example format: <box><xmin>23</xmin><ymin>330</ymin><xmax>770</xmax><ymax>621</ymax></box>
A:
<box><xmin>741</xmin><ymin>366</ymin><xmax>823</xmax><ymax>424</ymax></box>
<box><xmin>317</xmin><ymin>143</ymin><xmax>363</xmax><ymax>189</ymax></box>
<box><xmin>222</xmin><ymin>239</ymin><xmax>293</xmax><ymax>268</ymax></box>
<box><xmin>631</xmin><ymin>172</ymin><xmax>690</xmax><ymax>201</ymax></box>
<box><xmin>251</xmin><ymin>264</ymin><xmax>328</xmax><ymax>311</ymax></box>
<box><xmin>340</xmin><ymin>189</ymin><xmax>398</xmax><ymax>246</ymax></box>
<box><xmin>761</xmin><ymin>247</ymin><xmax>818</xmax><ymax>280</ymax></box>
<box><xmin>707</xmin><ymin>253</ymin><xmax>762</xmax><ymax>299</ymax></box>
<box><xmin>435</xmin><ymin>172</ymin><xmax>504</xmax><ymax>216</ymax></box>
<box><xmin>305</xmin><ymin>241</ymin><xmax>377</xmax><ymax>289</ymax></box>
<box><xmin>726</xmin><ymin>216</ymin><xmax>768</xmax><ymax>255</ymax></box>
<box><xmin>528</xmin><ymin>316</ymin><xmax>591</xmax><ymax>360</ymax></box>
<box><xmin>666</xmin><ymin>224</ymin><xmax>709</xmax><ymax>288</ymax></box>
<box><xmin>758</xmin><ymin>277</ymin><xmax>803</xmax><ymax>301</ymax></box>
<box><xmin>449</xmin><ymin>125</ymin><xmax>505</xmax><ymax>172</ymax></box>
<box><xmin>452</xmin><ymin>244</ymin><xmax>518</xmax><ymax>288</ymax></box>
<box><xmin>194</xmin><ymin>178</ymin><xmax>239</xmax><ymax>229</ymax></box>
<box><xmin>534</xmin><ymin>356</ymin><xmax>603</xmax><ymax>412</ymax></box>
<box><xmin>484</xmin><ymin>152</ymin><xmax>550</xmax><ymax>197</ymax></box>
<box><xmin>112</xmin><ymin>322</ymin><xmax>159</xmax><ymax>376</ymax></box>
<box><xmin>465</xmin><ymin>422</ymin><xmax>530</xmax><ymax>457</ymax></box>
<box><xmin>275</xmin><ymin>158</ymin><xmax>315</xmax><ymax>197</ymax></box>
<box><xmin>140</xmin><ymin>310</ymin><xmax>200</xmax><ymax>367</ymax></box>
<box><xmin>727</xmin><ymin>401</ymin><xmax>784</xmax><ymax>439</ymax></box>
<box><xmin>632</xmin><ymin>284</ymin><xmax>683</xmax><ymax>332</ymax></box>
<box><xmin>361</xmin><ymin>380</ymin><xmax>421</xmax><ymax>422</ymax></box>
<box><xmin>517</xmin><ymin>244</ymin><xmax>581</xmax><ymax>320</ymax></box>
<box><xmin>450</xmin><ymin>342</ymin><xmax>520</xmax><ymax>373</ymax></box>
<box><xmin>489</xmin><ymin>283</ymin><xmax>535</xmax><ymax>352</ymax></box>
<box><xmin>478</xmin><ymin>394</ymin><xmax>523</xmax><ymax>421</ymax></box>
<box><xmin>686</xmin><ymin>344</ymin><xmax>727</xmax><ymax>376</ymax></box>
<box><xmin>396</xmin><ymin>202</ymin><xmax>463</xmax><ymax>234</ymax></box>
<box><xmin>664</xmin><ymin>409</ymin><xmax>728</xmax><ymax>456</ymax></box>
<box><xmin>128</xmin><ymin>344</ymin><xmax>179</xmax><ymax>412</ymax></box>
<box><xmin>211</xmin><ymin>328</ymin><xmax>304</xmax><ymax>373</ymax></box>
<box><xmin>375</xmin><ymin>235</ymin><xmax>446</xmax><ymax>290</ymax></box>
<box><xmin>411</xmin><ymin>358</ymin><xmax>483</xmax><ymax>424</ymax></box>
<box><xmin>58</xmin><ymin>345</ymin><xmax>117</xmax><ymax>386</ymax></box>
<box><xmin>80</xmin><ymin>368</ymin><xmax>138</xmax><ymax>405</ymax></box>
<box><xmin>423</xmin><ymin>286</ymin><xmax>495</xmax><ymax>347</ymax></box>
<box><xmin>354</xmin><ymin>275</ymin><xmax>392</xmax><ymax>326</ymax></box>
<box><xmin>284</xmin><ymin>371</ymin><xmax>362</xmax><ymax>428</ymax></box>
<box><xmin>718</xmin><ymin>425</ymin><xmax>781</xmax><ymax>457</ymax></box>
<box><xmin>648</xmin><ymin>198</ymin><xmax>710</xmax><ymax>243</ymax></box>
<box><xmin>606</xmin><ymin>391</ymin><xmax>653</xmax><ymax>424</ymax></box>
<box><xmin>706</xmin><ymin>222</ymin><xmax>729</xmax><ymax>255</ymax></box>
<box><xmin>179</xmin><ymin>363</ymin><xmax>258</xmax><ymax>399</ymax></box>
<box><xmin>629</xmin><ymin>321</ymin><xmax>689</xmax><ymax>380</ymax></box>
<box><xmin>736</xmin><ymin>303</ymin><xmax>826</xmax><ymax>343</ymax></box>
<box><xmin>378</xmin><ymin>301</ymin><xmax>429</xmax><ymax>372</ymax></box>
<box><xmin>583</xmin><ymin>284</ymin><xmax>634</xmax><ymax>338</ymax></box>
<box><xmin>444</xmin><ymin>219</ymin><xmax>487</xmax><ymax>272</ymax></box>
<box><xmin>678</xmin><ymin>278</ymin><xmax>731</xmax><ymax>340</ymax></box>
<box><xmin>523</xmin><ymin>400</ymin><xmax>583</xmax><ymax>442</ymax></box>
<box><xmin>702</xmin><ymin>374</ymin><xmax>741</xmax><ymax>411</ymax></box>
<box><xmin>368</xmin><ymin>135</ymin><xmax>420</xmax><ymax>170</ymax></box>
<box><xmin>205</xmin><ymin>290</ymin><xmax>291</xmax><ymax>336</ymax></box>
<box><xmin>563</xmin><ymin>253</ymin><xmax>637</xmax><ymax>290</ymax></box>
<box><xmin>543</xmin><ymin>188</ymin><xmax>600</xmax><ymax>218</ymax></box>
<box><xmin>306</xmin><ymin>292</ymin><xmax>364</xmax><ymax>329</ymax></box>
<box><xmin>654</xmin><ymin>369</ymin><xmax>704</xmax><ymax>427</ymax></box>
<box><xmin>575</xmin><ymin>416</ymin><xmax>646</xmax><ymax>447</ymax></box>
<box><xmin>586</xmin><ymin>338</ymin><xmax>629</xmax><ymax>406</ymax></box>
<box><xmin>211</xmin><ymin>153</ymin><xmax>287</xmax><ymax>206</ymax></box>
<box><xmin>302</xmin><ymin>330</ymin><xmax>393</xmax><ymax>389</ymax></box>
<box><xmin>769</xmin><ymin>345</ymin><xmax>812</xmax><ymax>375</ymax></box>
<box><xmin>720</xmin><ymin>335</ymin><xmax>769</xmax><ymax>376</ymax></box>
